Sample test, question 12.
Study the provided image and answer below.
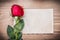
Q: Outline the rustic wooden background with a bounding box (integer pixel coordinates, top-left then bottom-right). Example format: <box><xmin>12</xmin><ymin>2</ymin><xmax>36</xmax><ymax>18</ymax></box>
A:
<box><xmin>0</xmin><ymin>0</ymin><xmax>60</xmax><ymax>40</ymax></box>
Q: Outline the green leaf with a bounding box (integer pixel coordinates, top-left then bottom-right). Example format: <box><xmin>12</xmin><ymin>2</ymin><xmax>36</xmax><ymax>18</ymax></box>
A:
<box><xmin>17</xmin><ymin>32</ymin><xmax>22</xmax><ymax>40</ymax></box>
<box><xmin>9</xmin><ymin>39</ymin><xmax>15</xmax><ymax>40</ymax></box>
<box><xmin>14</xmin><ymin>19</ymin><xmax>24</xmax><ymax>31</ymax></box>
<box><xmin>7</xmin><ymin>25</ymin><xmax>15</xmax><ymax>39</ymax></box>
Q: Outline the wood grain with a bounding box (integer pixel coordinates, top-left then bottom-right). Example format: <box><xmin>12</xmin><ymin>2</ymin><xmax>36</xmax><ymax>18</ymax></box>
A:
<box><xmin>0</xmin><ymin>0</ymin><xmax>60</xmax><ymax>40</ymax></box>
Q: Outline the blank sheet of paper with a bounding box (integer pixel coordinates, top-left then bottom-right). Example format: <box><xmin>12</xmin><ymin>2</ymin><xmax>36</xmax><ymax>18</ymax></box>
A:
<box><xmin>22</xmin><ymin>9</ymin><xmax>53</xmax><ymax>34</ymax></box>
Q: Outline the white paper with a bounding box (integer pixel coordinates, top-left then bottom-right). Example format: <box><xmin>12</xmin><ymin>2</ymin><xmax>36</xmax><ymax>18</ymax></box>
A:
<box><xmin>22</xmin><ymin>9</ymin><xmax>53</xmax><ymax>34</ymax></box>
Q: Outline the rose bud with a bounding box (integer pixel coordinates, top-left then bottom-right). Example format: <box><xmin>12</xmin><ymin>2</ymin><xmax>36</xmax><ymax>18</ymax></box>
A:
<box><xmin>11</xmin><ymin>4</ymin><xmax>24</xmax><ymax>17</ymax></box>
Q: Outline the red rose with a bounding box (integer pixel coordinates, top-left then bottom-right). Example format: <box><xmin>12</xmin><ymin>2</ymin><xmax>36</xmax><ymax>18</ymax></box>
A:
<box><xmin>11</xmin><ymin>4</ymin><xmax>24</xmax><ymax>17</ymax></box>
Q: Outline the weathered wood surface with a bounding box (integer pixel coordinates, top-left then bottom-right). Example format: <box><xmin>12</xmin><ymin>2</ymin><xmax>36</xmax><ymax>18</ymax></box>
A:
<box><xmin>0</xmin><ymin>0</ymin><xmax>60</xmax><ymax>40</ymax></box>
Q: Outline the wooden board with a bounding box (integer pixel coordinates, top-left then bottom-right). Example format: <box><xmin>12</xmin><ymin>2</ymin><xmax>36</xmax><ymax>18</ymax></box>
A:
<box><xmin>0</xmin><ymin>0</ymin><xmax>60</xmax><ymax>40</ymax></box>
